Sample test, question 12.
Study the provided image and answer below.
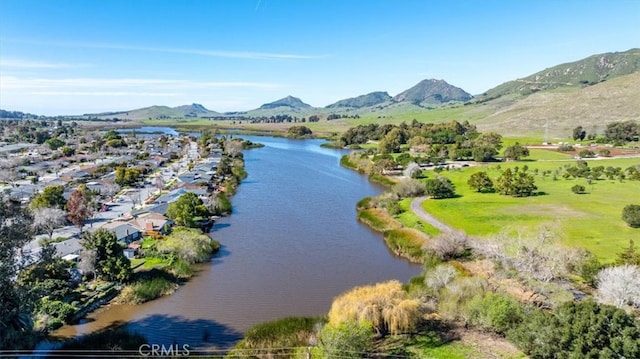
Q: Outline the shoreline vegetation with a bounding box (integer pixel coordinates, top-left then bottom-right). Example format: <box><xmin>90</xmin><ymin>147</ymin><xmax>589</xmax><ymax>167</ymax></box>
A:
<box><xmin>38</xmin><ymin>134</ymin><xmax>253</xmax><ymax>350</ymax></box>
<box><xmin>224</xmin><ymin>121</ymin><xmax>640</xmax><ymax>358</ymax></box>
<box><xmin>8</xmin><ymin>120</ymin><xmax>639</xmax><ymax>356</ymax></box>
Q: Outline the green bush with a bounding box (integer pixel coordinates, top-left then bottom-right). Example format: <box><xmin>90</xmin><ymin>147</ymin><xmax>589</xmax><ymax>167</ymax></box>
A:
<box><xmin>571</xmin><ymin>184</ymin><xmax>586</xmax><ymax>194</ymax></box>
<box><xmin>318</xmin><ymin>321</ymin><xmax>373</xmax><ymax>359</ymax></box>
<box><xmin>507</xmin><ymin>300</ymin><xmax>640</xmax><ymax>358</ymax></box>
<box><xmin>466</xmin><ymin>292</ymin><xmax>524</xmax><ymax>334</ymax></box>
<box><xmin>229</xmin><ymin>316</ymin><xmax>325</xmax><ymax>357</ymax></box>
<box><xmin>622</xmin><ymin>204</ymin><xmax>640</xmax><ymax>228</ymax></box>
<box><xmin>121</xmin><ymin>275</ymin><xmax>177</xmax><ymax>304</ymax></box>
<box><xmin>38</xmin><ymin>299</ymin><xmax>76</xmax><ymax>323</ymax></box>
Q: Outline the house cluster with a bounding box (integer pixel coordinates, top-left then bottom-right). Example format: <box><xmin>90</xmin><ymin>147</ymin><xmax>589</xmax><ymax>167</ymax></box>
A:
<box><xmin>2</xmin><ymin>126</ymin><xmax>226</xmax><ymax>264</ymax></box>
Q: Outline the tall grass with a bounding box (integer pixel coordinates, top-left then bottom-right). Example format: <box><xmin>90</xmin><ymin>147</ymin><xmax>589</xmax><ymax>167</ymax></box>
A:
<box><xmin>228</xmin><ymin>316</ymin><xmax>326</xmax><ymax>358</ymax></box>
<box><xmin>384</xmin><ymin>229</ymin><xmax>427</xmax><ymax>263</ymax></box>
<box><xmin>120</xmin><ymin>277</ymin><xmax>177</xmax><ymax>304</ymax></box>
<box><xmin>357</xmin><ymin>208</ymin><xmax>400</xmax><ymax>232</ymax></box>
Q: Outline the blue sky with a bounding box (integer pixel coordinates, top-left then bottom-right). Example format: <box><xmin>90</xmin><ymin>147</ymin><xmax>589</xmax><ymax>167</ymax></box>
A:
<box><xmin>1</xmin><ymin>0</ymin><xmax>638</xmax><ymax>115</ymax></box>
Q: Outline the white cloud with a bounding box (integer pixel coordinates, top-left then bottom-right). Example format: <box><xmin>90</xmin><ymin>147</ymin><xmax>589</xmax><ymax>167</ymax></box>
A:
<box><xmin>31</xmin><ymin>91</ymin><xmax>179</xmax><ymax>97</ymax></box>
<box><xmin>0</xmin><ymin>76</ymin><xmax>283</xmax><ymax>90</ymax></box>
<box><xmin>0</xmin><ymin>58</ymin><xmax>88</xmax><ymax>69</ymax></box>
<box><xmin>6</xmin><ymin>39</ymin><xmax>326</xmax><ymax>60</ymax></box>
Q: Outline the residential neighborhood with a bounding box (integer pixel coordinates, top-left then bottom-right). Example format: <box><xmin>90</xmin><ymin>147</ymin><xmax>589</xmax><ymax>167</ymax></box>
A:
<box><xmin>0</xmin><ymin>121</ymin><xmax>227</xmax><ymax>271</ymax></box>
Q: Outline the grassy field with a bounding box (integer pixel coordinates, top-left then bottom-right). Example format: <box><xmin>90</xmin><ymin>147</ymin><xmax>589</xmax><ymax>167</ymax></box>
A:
<box><xmin>420</xmin><ymin>157</ymin><xmax>640</xmax><ymax>261</ymax></box>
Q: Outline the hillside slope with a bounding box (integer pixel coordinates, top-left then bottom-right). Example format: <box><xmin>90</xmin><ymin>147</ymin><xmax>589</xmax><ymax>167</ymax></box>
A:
<box><xmin>474</xmin><ymin>72</ymin><xmax>640</xmax><ymax>137</ymax></box>
<box><xmin>326</xmin><ymin>91</ymin><xmax>392</xmax><ymax>109</ymax></box>
<box><xmin>88</xmin><ymin>103</ymin><xmax>219</xmax><ymax>120</ymax></box>
<box><xmin>480</xmin><ymin>48</ymin><xmax>640</xmax><ymax>100</ymax></box>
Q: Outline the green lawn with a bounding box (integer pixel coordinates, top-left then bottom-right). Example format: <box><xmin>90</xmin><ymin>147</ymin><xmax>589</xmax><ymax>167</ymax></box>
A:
<box><xmin>421</xmin><ymin>157</ymin><xmax>640</xmax><ymax>261</ymax></box>
<box><xmin>396</xmin><ymin>198</ymin><xmax>441</xmax><ymax>236</ymax></box>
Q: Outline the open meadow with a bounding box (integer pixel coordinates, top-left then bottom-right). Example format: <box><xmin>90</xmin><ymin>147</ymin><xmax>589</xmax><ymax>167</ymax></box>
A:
<box><xmin>420</xmin><ymin>153</ymin><xmax>640</xmax><ymax>261</ymax></box>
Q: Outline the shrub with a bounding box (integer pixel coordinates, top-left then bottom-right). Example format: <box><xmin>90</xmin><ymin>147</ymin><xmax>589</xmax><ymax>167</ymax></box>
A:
<box><xmin>155</xmin><ymin>227</ymin><xmax>217</xmax><ymax>264</ymax></box>
<box><xmin>424</xmin><ymin>230</ymin><xmax>469</xmax><ymax>260</ymax></box>
<box><xmin>598</xmin><ymin>149</ymin><xmax>611</xmax><ymax>157</ymax></box>
<box><xmin>507</xmin><ymin>300</ymin><xmax>640</xmax><ymax>359</ymax></box>
<box><xmin>318</xmin><ymin>321</ymin><xmax>373</xmax><ymax>359</ymax></box>
<box><xmin>120</xmin><ymin>276</ymin><xmax>177</xmax><ymax>304</ymax></box>
<box><xmin>403</xmin><ymin>162</ymin><xmax>423</xmax><ymax>178</ymax></box>
<box><xmin>622</xmin><ymin>204</ymin><xmax>640</xmax><ymax>228</ymax></box>
<box><xmin>578</xmin><ymin>149</ymin><xmax>596</xmax><ymax>158</ymax></box>
<box><xmin>596</xmin><ymin>265</ymin><xmax>640</xmax><ymax>309</ymax></box>
<box><xmin>571</xmin><ymin>184</ymin><xmax>586</xmax><ymax>194</ymax></box>
<box><xmin>230</xmin><ymin>316</ymin><xmax>323</xmax><ymax>356</ymax></box>
<box><xmin>557</xmin><ymin>143</ymin><xmax>574</xmax><ymax>152</ymax></box>
<box><xmin>328</xmin><ymin>281</ymin><xmax>420</xmax><ymax>335</ymax></box>
<box><xmin>466</xmin><ymin>292</ymin><xmax>525</xmax><ymax>334</ymax></box>
<box><xmin>424</xmin><ymin>264</ymin><xmax>458</xmax><ymax>292</ymax></box>
<box><xmin>392</xmin><ymin>178</ymin><xmax>426</xmax><ymax>198</ymax></box>
<box><xmin>38</xmin><ymin>299</ymin><xmax>76</xmax><ymax>323</ymax></box>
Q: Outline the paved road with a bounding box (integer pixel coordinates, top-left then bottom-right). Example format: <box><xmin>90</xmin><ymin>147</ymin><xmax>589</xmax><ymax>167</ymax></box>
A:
<box><xmin>410</xmin><ymin>196</ymin><xmax>453</xmax><ymax>233</ymax></box>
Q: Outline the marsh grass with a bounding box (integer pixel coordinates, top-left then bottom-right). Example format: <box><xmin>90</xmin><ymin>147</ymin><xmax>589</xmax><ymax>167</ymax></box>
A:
<box><xmin>357</xmin><ymin>208</ymin><xmax>401</xmax><ymax>232</ymax></box>
<box><xmin>384</xmin><ymin>228</ymin><xmax>427</xmax><ymax>263</ymax></box>
<box><xmin>120</xmin><ymin>269</ymin><xmax>178</xmax><ymax>304</ymax></box>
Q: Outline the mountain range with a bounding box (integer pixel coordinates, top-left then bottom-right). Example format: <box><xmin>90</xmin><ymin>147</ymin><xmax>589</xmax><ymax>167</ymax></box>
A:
<box><xmin>2</xmin><ymin>48</ymin><xmax>639</xmax><ymax>137</ymax></box>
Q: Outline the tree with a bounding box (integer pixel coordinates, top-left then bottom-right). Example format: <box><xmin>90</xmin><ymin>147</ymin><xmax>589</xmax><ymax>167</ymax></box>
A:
<box><xmin>0</xmin><ymin>195</ymin><xmax>37</xmax><ymax>349</ymax></box>
<box><xmin>166</xmin><ymin>192</ymin><xmax>210</xmax><ymax>228</ymax></box>
<box><xmin>474</xmin><ymin>132</ymin><xmax>503</xmax><ymax>151</ymax></box>
<box><xmin>596</xmin><ymin>265</ymin><xmax>640</xmax><ymax>309</ymax></box>
<box><xmin>328</xmin><ymin>281</ymin><xmax>420</xmax><ymax>336</ymax></box>
<box><xmin>403</xmin><ymin>162</ymin><xmax>422</xmax><ymax>178</ymax></box>
<box><xmin>604</xmin><ymin>120</ymin><xmax>639</xmax><ymax>143</ymax></box>
<box><xmin>115</xmin><ymin>166</ymin><xmax>142</xmax><ymax>187</ymax></box>
<box><xmin>572</xmin><ymin>126</ymin><xmax>586</xmax><ymax>141</ymax></box>
<box><xmin>60</xmin><ymin>146</ymin><xmax>75</xmax><ymax>157</ymax></box>
<box><xmin>32</xmin><ymin>207</ymin><xmax>67</xmax><ymax>240</ymax></box>
<box><xmin>495</xmin><ymin>168</ymin><xmax>537</xmax><ymax>197</ymax></box>
<box><xmin>467</xmin><ymin>171</ymin><xmax>494</xmax><ymax>193</ymax></box>
<box><xmin>425</xmin><ymin>176</ymin><xmax>456</xmax><ymax>199</ymax></box>
<box><xmin>378</xmin><ymin>128</ymin><xmax>405</xmax><ymax>154</ymax></box>
<box><xmin>508</xmin><ymin>300</ymin><xmax>640</xmax><ymax>358</ymax></box>
<box><xmin>472</xmin><ymin>146</ymin><xmax>498</xmax><ymax>162</ymax></box>
<box><xmin>286</xmin><ymin>125</ymin><xmax>312</xmax><ymax>137</ymax></box>
<box><xmin>622</xmin><ymin>204</ymin><xmax>640</xmax><ymax>228</ymax></box>
<box><xmin>101</xmin><ymin>182</ymin><xmax>120</xmax><ymax>201</ymax></box>
<box><xmin>616</xmin><ymin>240</ymin><xmax>640</xmax><ymax>266</ymax></box>
<box><xmin>67</xmin><ymin>185</ymin><xmax>94</xmax><ymax>231</ymax></box>
<box><xmin>80</xmin><ymin>229</ymin><xmax>131</xmax><ymax>283</ymax></box>
<box><xmin>30</xmin><ymin>185</ymin><xmax>66</xmax><ymax>210</ymax></box>
<box><xmin>46</xmin><ymin>137</ymin><xmax>65</xmax><ymax>150</ymax></box>
<box><xmin>503</xmin><ymin>143</ymin><xmax>530</xmax><ymax>161</ymax></box>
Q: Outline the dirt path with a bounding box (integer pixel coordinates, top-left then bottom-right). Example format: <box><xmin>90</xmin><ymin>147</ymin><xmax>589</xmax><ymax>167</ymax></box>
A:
<box><xmin>410</xmin><ymin>197</ymin><xmax>453</xmax><ymax>233</ymax></box>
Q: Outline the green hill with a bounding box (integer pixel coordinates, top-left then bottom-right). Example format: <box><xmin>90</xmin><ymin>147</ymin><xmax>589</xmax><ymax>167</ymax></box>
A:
<box><xmin>474</xmin><ymin>71</ymin><xmax>640</xmax><ymax>138</ymax></box>
<box><xmin>393</xmin><ymin>79</ymin><xmax>473</xmax><ymax>105</ymax></box>
<box><xmin>258</xmin><ymin>96</ymin><xmax>312</xmax><ymax>110</ymax></box>
<box><xmin>87</xmin><ymin>103</ymin><xmax>219</xmax><ymax>120</ymax></box>
<box><xmin>479</xmin><ymin>48</ymin><xmax>640</xmax><ymax>101</ymax></box>
<box><xmin>326</xmin><ymin>91</ymin><xmax>392</xmax><ymax>109</ymax></box>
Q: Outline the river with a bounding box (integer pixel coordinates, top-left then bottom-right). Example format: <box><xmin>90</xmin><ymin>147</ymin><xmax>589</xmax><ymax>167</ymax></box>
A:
<box><xmin>49</xmin><ymin>135</ymin><xmax>421</xmax><ymax>349</ymax></box>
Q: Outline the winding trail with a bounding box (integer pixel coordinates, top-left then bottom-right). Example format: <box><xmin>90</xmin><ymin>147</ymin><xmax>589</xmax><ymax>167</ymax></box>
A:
<box><xmin>410</xmin><ymin>196</ymin><xmax>453</xmax><ymax>233</ymax></box>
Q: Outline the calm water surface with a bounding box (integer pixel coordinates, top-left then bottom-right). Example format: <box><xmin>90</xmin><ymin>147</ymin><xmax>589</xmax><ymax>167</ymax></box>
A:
<box><xmin>50</xmin><ymin>136</ymin><xmax>421</xmax><ymax>349</ymax></box>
